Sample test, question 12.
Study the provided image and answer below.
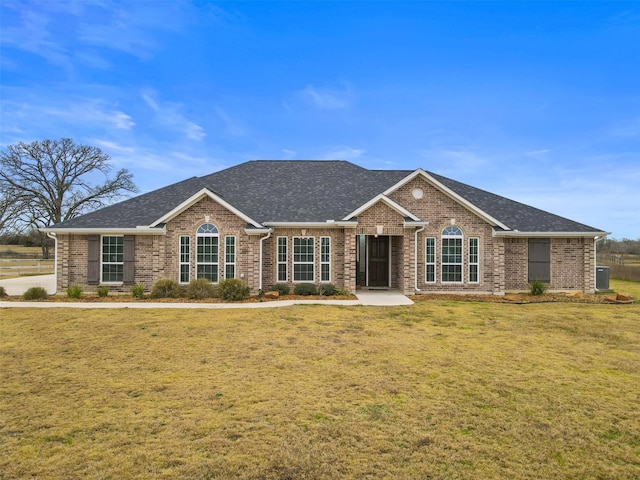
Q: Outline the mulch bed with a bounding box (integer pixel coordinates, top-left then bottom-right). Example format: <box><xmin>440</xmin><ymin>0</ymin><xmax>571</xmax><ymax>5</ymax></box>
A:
<box><xmin>410</xmin><ymin>293</ymin><xmax>636</xmax><ymax>305</ymax></box>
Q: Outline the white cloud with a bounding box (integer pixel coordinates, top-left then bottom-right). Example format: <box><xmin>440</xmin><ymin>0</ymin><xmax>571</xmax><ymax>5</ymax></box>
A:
<box><xmin>141</xmin><ymin>91</ymin><xmax>206</xmax><ymax>141</ymax></box>
<box><xmin>526</xmin><ymin>149</ymin><xmax>550</xmax><ymax>156</ymax></box>
<box><xmin>297</xmin><ymin>84</ymin><xmax>353</xmax><ymax>110</ymax></box>
<box><xmin>215</xmin><ymin>107</ymin><xmax>246</xmax><ymax>137</ymax></box>
<box><xmin>320</xmin><ymin>146</ymin><xmax>365</xmax><ymax>160</ymax></box>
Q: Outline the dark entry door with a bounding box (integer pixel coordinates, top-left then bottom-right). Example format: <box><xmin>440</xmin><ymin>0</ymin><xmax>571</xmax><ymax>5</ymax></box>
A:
<box><xmin>369</xmin><ymin>236</ymin><xmax>389</xmax><ymax>287</ymax></box>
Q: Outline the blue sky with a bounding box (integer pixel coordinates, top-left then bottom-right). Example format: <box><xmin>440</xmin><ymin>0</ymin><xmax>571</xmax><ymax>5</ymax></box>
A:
<box><xmin>1</xmin><ymin>1</ymin><xmax>638</xmax><ymax>238</ymax></box>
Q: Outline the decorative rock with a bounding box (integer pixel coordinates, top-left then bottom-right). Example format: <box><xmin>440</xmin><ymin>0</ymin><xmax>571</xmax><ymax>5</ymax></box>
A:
<box><xmin>264</xmin><ymin>291</ymin><xmax>280</xmax><ymax>299</ymax></box>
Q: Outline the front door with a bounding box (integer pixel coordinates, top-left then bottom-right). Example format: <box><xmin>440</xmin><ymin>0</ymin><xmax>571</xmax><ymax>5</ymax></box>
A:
<box><xmin>368</xmin><ymin>236</ymin><xmax>389</xmax><ymax>287</ymax></box>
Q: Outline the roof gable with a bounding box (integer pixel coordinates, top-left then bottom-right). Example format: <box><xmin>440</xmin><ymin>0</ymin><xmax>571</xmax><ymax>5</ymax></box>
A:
<box><xmin>343</xmin><ymin>194</ymin><xmax>421</xmax><ymax>222</ymax></box>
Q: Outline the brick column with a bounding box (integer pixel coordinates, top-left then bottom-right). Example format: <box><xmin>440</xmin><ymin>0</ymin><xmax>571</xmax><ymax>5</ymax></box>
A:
<box><xmin>492</xmin><ymin>237</ymin><xmax>505</xmax><ymax>295</ymax></box>
<box><xmin>402</xmin><ymin>230</ymin><xmax>413</xmax><ymax>294</ymax></box>
<box><xmin>343</xmin><ymin>232</ymin><xmax>356</xmax><ymax>293</ymax></box>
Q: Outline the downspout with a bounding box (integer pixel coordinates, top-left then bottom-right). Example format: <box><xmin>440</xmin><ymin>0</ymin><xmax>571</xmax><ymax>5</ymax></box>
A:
<box><xmin>258</xmin><ymin>229</ymin><xmax>273</xmax><ymax>293</ymax></box>
<box><xmin>46</xmin><ymin>231</ymin><xmax>58</xmax><ymax>295</ymax></box>
<box><xmin>594</xmin><ymin>235</ymin><xmax>606</xmax><ymax>292</ymax></box>
<box><xmin>414</xmin><ymin>225</ymin><xmax>426</xmax><ymax>293</ymax></box>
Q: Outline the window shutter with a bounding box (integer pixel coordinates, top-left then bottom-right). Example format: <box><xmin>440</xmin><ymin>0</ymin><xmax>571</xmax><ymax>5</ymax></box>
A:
<box><xmin>87</xmin><ymin>235</ymin><xmax>100</xmax><ymax>285</ymax></box>
<box><xmin>528</xmin><ymin>238</ymin><xmax>550</xmax><ymax>282</ymax></box>
<box><xmin>123</xmin><ymin>235</ymin><xmax>135</xmax><ymax>284</ymax></box>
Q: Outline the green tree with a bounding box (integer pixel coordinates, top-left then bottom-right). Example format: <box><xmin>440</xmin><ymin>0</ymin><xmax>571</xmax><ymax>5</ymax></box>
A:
<box><xmin>0</xmin><ymin>138</ymin><xmax>137</xmax><ymax>258</ymax></box>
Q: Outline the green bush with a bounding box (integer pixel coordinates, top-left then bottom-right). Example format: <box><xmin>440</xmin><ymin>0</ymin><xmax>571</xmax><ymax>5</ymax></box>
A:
<box><xmin>272</xmin><ymin>283</ymin><xmax>290</xmax><ymax>295</ymax></box>
<box><xmin>150</xmin><ymin>278</ymin><xmax>184</xmax><ymax>298</ymax></box>
<box><xmin>219</xmin><ymin>278</ymin><xmax>250</xmax><ymax>301</ymax></box>
<box><xmin>131</xmin><ymin>284</ymin><xmax>145</xmax><ymax>298</ymax></box>
<box><xmin>97</xmin><ymin>285</ymin><xmax>109</xmax><ymax>297</ymax></box>
<box><xmin>318</xmin><ymin>283</ymin><xmax>337</xmax><ymax>296</ymax></box>
<box><xmin>186</xmin><ymin>278</ymin><xmax>218</xmax><ymax>299</ymax></box>
<box><xmin>335</xmin><ymin>287</ymin><xmax>353</xmax><ymax>296</ymax></box>
<box><xmin>529</xmin><ymin>280</ymin><xmax>548</xmax><ymax>296</ymax></box>
<box><xmin>294</xmin><ymin>283</ymin><xmax>317</xmax><ymax>296</ymax></box>
<box><xmin>0</xmin><ymin>286</ymin><xmax>7</xmax><ymax>298</ymax></box>
<box><xmin>66</xmin><ymin>284</ymin><xmax>83</xmax><ymax>298</ymax></box>
<box><xmin>22</xmin><ymin>286</ymin><xmax>48</xmax><ymax>300</ymax></box>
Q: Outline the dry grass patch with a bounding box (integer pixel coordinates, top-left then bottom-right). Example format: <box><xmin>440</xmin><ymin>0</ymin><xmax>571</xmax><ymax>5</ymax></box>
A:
<box><xmin>1</xmin><ymin>302</ymin><xmax>639</xmax><ymax>479</ymax></box>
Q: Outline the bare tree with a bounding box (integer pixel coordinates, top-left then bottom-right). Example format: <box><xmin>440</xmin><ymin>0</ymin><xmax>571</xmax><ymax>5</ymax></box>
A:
<box><xmin>0</xmin><ymin>138</ymin><xmax>138</xmax><ymax>257</ymax></box>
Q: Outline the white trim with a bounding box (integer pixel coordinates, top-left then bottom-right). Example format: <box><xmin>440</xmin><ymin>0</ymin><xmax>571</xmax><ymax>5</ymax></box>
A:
<box><xmin>195</xmin><ymin>225</ymin><xmax>220</xmax><ymax>284</ymax></box>
<box><xmin>342</xmin><ymin>194</ymin><xmax>421</xmax><ymax>222</ymax></box>
<box><xmin>382</xmin><ymin>169</ymin><xmax>511</xmax><ymax>230</ymax></box>
<box><xmin>40</xmin><ymin>227</ymin><xmax>165</xmax><ymax>235</ymax></box>
<box><xmin>292</xmin><ymin>236</ymin><xmax>315</xmax><ymax>282</ymax></box>
<box><xmin>263</xmin><ymin>221</ymin><xmax>358</xmax><ymax>228</ymax></box>
<box><xmin>441</xmin><ymin>227</ymin><xmax>464</xmax><ymax>284</ymax></box>
<box><xmin>150</xmin><ymin>188</ymin><xmax>263</xmax><ymax>229</ymax></box>
<box><xmin>494</xmin><ymin>230</ymin><xmax>609</xmax><ymax>238</ymax></box>
<box><xmin>245</xmin><ymin>228</ymin><xmax>272</xmax><ymax>235</ymax></box>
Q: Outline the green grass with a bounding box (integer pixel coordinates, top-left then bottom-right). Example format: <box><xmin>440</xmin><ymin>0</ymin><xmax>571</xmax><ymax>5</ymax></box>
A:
<box><xmin>1</xmin><ymin>301</ymin><xmax>639</xmax><ymax>479</ymax></box>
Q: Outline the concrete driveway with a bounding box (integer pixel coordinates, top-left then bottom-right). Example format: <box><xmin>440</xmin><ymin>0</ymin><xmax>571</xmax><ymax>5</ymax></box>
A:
<box><xmin>0</xmin><ymin>274</ymin><xmax>56</xmax><ymax>296</ymax></box>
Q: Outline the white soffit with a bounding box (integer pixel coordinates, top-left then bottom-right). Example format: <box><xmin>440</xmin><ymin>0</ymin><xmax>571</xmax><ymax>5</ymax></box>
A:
<box><xmin>342</xmin><ymin>194</ymin><xmax>421</xmax><ymax>222</ymax></box>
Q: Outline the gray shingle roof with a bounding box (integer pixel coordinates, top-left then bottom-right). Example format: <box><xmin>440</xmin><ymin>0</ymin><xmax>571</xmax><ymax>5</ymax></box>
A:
<box><xmin>50</xmin><ymin>160</ymin><xmax>604</xmax><ymax>234</ymax></box>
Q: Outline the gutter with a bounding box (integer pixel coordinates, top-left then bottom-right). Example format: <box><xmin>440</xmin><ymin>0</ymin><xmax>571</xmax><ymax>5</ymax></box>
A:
<box><xmin>414</xmin><ymin>224</ymin><xmax>427</xmax><ymax>293</ymax></box>
<box><xmin>594</xmin><ymin>234</ymin><xmax>607</xmax><ymax>292</ymax></box>
<box><xmin>493</xmin><ymin>230</ymin><xmax>610</xmax><ymax>238</ymax></box>
<box><xmin>39</xmin><ymin>226</ymin><xmax>166</xmax><ymax>235</ymax></box>
<box><xmin>258</xmin><ymin>228</ymin><xmax>273</xmax><ymax>292</ymax></box>
<box><xmin>45</xmin><ymin>231</ymin><xmax>58</xmax><ymax>295</ymax></box>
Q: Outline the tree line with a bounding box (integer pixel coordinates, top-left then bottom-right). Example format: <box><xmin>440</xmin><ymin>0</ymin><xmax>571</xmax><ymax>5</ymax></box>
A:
<box><xmin>0</xmin><ymin>138</ymin><xmax>137</xmax><ymax>258</ymax></box>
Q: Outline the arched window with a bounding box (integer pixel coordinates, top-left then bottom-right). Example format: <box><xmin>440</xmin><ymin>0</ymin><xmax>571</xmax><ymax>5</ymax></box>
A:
<box><xmin>441</xmin><ymin>226</ymin><xmax>463</xmax><ymax>283</ymax></box>
<box><xmin>196</xmin><ymin>223</ymin><xmax>219</xmax><ymax>282</ymax></box>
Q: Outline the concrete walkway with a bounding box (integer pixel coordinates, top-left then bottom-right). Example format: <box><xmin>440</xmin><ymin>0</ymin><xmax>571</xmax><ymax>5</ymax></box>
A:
<box><xmin>0</xmin><ymin>275</ymin><xmax>413</xmax><ymax>308</ymax></box>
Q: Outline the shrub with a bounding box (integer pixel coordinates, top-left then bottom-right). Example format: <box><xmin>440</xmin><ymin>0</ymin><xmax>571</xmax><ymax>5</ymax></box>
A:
<box><xmin>131</xmin><ymin>284</ymin><xmax>145</xmax><ymax>298</ymax></box>
<box><xmin>150</xmin><ymin>279</ymin><xmax>184</xmax><ymax>298</ymax></box>
<box><xmin>66</xmin><ymin>284</ymin><xmax>83</xmax><ymax>298</ymax></box>
<box><xmin>530</xmin><ymin>280</ymin><xmax>548</xmax><ymax>296</ymax></box>
<box><xmin>23</xmin><ymin>286</ymin><xmax>48</xmax><ymax>300</ymax></box>
<box><xmin>335</xmin><ymin>287</ymin><xmax>353</xmax><ymax>296</ymax></box>
<box><xmin>294</xmin><ymin>283</ymin><xmax>317</xmax><ymax>296</ymax></box>
<box><xmin>186</xmin><ymin>278</ymin><xmax>218</xmax><ymax>299</ymax></box>
<box><xmin>272</xmin><ymin>283</ymin><xmax>290</xmax><ymax>295</ymax></box>
<box><xmin>219</xmin><ymin>278</ymin><xmax>250</xmax><ymax>301</ymax></box>
<box><xmin>318</xmin><ymin>283</ymin><xmax>337</xmax><ymax>296</ymax></box>
<box><xmin>0</xmin><ymin>286</ymin><xmax>7</xmax><ymax>298</ymax></box>
<box><xmin>97</xmin><ymin>285</ymin><xmax>109</xmax><ymax>298</ymax></box>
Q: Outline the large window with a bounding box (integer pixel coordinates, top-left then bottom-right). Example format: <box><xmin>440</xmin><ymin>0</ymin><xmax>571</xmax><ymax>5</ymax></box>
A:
<box><xmin>277</xmin><ymin>237</ymin><xmax>287</xmax><ymax>282</ymax></box>
<box><xmin>469</xmin><ymin>237</ymin><xmax>479</xmax><ymax>283</ymax></box>
<box><xmin>225</xmin><ymin>236</ymin><xmax>236</xmax><ymax>279</ymax></box>
<box><xmin>101</xmin><ymin>236</ymin><xmax>124</xmax><ymax>283</ymax></box>
<box><xmin>293</xmin><ymin>237</ymin><xmax>314</xmax><ymax>282</ymax></box>
<box><xmin>320</xmin><ymin>236</ymin><xmax>331</xmax><ymax>282</ymax></box>
<box><xmin>179</xmin><ymin>236</ymin><xmax>190</xmax><ymax>284</ymax></box>
<box><xmin>441</xmin><ymin>226</ymin><xmax>463</xmax><ymax>283</ymax></box>
<box><xmin>425</xmin><ymin>237</ymin><xmax>436</xmax><ymax>283</ymax></box>
<box><xmin>196</xmin><ymin>223</ymin><xmax>219</xmax><ymax>283</ymax></box>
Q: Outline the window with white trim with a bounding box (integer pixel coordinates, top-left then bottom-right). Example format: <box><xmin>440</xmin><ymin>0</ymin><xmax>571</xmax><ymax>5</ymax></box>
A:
<box><xmin>441</xmin><ymin>226</ymin><xmax>463</xmax><ymax>283</ymax></box>
<box><xmin>469</xmin><ymin>237</ymin><xmax>479</xmax><ymax>283</ymax></box>
<box><xmin>101</xmin><ymin>236</ymin><xmax>124</xmax><ymax>283</ymax></box>
<box><xmin>320</xmin><ymin>236</ymin><xmax>331</xmax><ymax>282</ymax></box>
<box><xmin>277</xmin><ymin>237</ymin><xmax>287</xmax><ymax>282</ymax></box>
<box><xmin>293</xmin><ymin>237</ymin><xmax>314</xmax><ymax>282</ymax></box>
<box><xmin>225</xmin><ymin>236</ymin><xmax>236</xmax><ymax>279</ymax></box>
<box><xmin>196</xmin><ymin>223</ymin><xmax>219</xmax><ymax>283</ymax></box>
<box><xmin>179</xmin><ymin>235</ymin><xmax>190</xmax><ymax>284</ymax></box>
<box><xmin>425</xmin><ymin>237</ymin><xmax>436</xmax><ymax>283</ymax></box>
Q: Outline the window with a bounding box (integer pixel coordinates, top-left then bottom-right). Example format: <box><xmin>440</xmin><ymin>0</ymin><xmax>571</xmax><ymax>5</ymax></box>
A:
<box><xmin>441</xmin><ymin>226</ymin><xmax>463</xmax><ymax>283</ymax></box>
<box><xmin>425</xmin><ymin>237</ymin><xmax>436</xmax><ymax>283</ymax></box>
<box><xmin>225</xmin><ymin>236</ymin><xmax>236</xmax><ymax>279</ymax></box>
<box><xmin>179</xmin><ymin>236</ymin><xmax>190</xmax><ymax>284</ymax></box>
<box><xmin>277</xmin><ymin>237</ymin><xmax>287</xmax><ymax>282</ymax></box>
<box><xmin>469</xmin><ymin>237</ymin><xmax>479</xmax><ymax>283</ymax></box>
<box><xmin>320</xmin><ymin>237</ymin><xmax>331</xmax><ymax>282</ymax></box>
<box><xmin>101</xmin><ymin>236</ymin><xmax>124</xmax><ymax>283</ymax></box>
<box><xmin>293</xmin><ymin>237</ymin><xmax>314</xmax><ymax>282</ymax></box>
<box><xmin>528</xmin><ymin>238</ymin><xmax>550</xmax><ymax>282</ymax></box>
<box><xmin>196</xmin><ymin>223</ymin><xmax>219</xmax><ymax>283</ymax></box>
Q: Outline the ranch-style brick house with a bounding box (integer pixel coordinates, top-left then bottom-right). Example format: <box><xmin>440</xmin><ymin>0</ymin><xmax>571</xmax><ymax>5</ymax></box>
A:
<box><xmin>42</xmin><ymin>160</ymin><xmax>608</xmax><ymax>296</ymax></box>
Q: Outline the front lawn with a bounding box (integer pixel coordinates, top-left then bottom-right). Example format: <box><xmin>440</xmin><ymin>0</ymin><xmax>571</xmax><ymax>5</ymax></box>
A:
<box><xmin>1</xmin><ymin>301</ymin><xmax>639</xmax><ymax>479</ymax></box>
